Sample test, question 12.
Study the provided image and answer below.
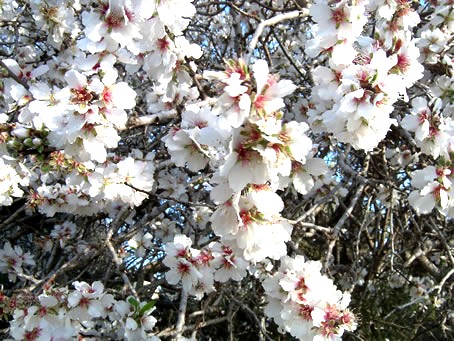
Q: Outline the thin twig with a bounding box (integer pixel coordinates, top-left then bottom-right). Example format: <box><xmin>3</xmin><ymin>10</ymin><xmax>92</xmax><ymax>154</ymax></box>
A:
<box><xmin>286</xmin><ymin>219</ymin><xmax>331</xmax><ymax>233</ymax></box>
<box><xmin>428</xmin><ymin>217</ymin><xmax>454</xmax><ymax>266</ymax></box>
<box><xmin>30</xmin><ymin>246</ymin><xmax>99</xmax><ymax>291</ymax></box>
<box><xmin>247</xmin><ymin>10</ymin><xmax>308</xmax><ymax>58</ymax></box>
<box><xmin>229</xmin><ymin>295</ymin><xmax>273</xmax><ymax>341</ymax></box>
<box><xmin>384</xmin><ymin>268</ymin><xmax>454</xmax><ymax>319</ymax></box>
<box><xmin>325</xmin><ymin>183</ymin><xmax>366</xmax><ymax>267</ymax></box>
<box><xmin>0</xmin><ymin>59</ymin><xmax>30</xmax><ymax>90</ymax></box>
<box><xmin>271</xmin><ymin>31</ymin><xmax>309</xmax><ymax>82</ymax></box>
<box><xmin>0</xmin><ymin>205</ymin><xmax>26</xmax><ymax>231</ymax></box>
<box><xmin>157</xmin><ymin>316</ymin><xmax>228</xmax><ymax>337</ymax></box>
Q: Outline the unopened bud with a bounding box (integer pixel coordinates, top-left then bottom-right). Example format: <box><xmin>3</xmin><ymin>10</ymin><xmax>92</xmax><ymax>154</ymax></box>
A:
<box><xmin>23</xmin><ymin>138</ymin><xmax>34</xmax><ymax>147</ymax></box>
<box><xmin>11</xmin><ymin>127</ymin><xmax>30</xmax><ymax>138</ymax></box>
<box><xmin>7</xmin><ymin>139</ymin><xmax>21</xmax><ymax>149</ymax></box>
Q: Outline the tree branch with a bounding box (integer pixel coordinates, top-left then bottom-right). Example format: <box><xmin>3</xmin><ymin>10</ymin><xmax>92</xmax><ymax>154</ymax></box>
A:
<box><xmin>246</xmin><ymin>10</ymin><xmax>308</xmax><ymax>58</ymax></box>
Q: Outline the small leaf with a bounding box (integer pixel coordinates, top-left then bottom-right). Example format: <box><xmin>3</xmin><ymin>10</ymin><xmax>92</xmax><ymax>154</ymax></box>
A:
<box><xmin>139</xmin><ymin>300</ymin><xmax>156</xmax><ymax>315</ymax></box>
<box><xmin>128</xmin><ymin>296</ymin><xmax>140</xmax><ymax>310</ymax></box>
<box><xmin>41</xmin><ymin>164</ymin><xmax>50</xmax><ymax>173</ymax></box>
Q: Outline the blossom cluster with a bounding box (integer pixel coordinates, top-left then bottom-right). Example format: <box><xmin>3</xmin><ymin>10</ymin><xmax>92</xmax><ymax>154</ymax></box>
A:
<box><xmin>408</xmin><ymin>162</ymin><xmax>454</xmax><ymax>217</ymax></box>
<box><xmin>161</xmin><ymin>55</ymin><xmax>354</xmax><ymax>336</ymax></box>
<box><xmin>402</xmin><ymin>95</ymin><xmax>454</xmax><ymax>217</ymax></box>
<box><xmin>163</xmin><ymin>234</ymin><xmax>248</xmax><ymax>298</ymax></box>
<box><xmin>1</xmin><ymin>54</ymin><xmax>153</xmax><ymax>215</ymax></box>
<box><xmin>4</xmin><ymin>60</ymin><xmax>136</xmax><ymax>162</ymax></box>
<box><xmin>24</xmin><ymin>149</ymin><xmax>155</xmax><ymax>217</ymax></box>
<box><xmin>416</xmin><ymin>0</ymin><xmax>453</xmax><ymax>66</ymax></box>
<box><xmin>0</xmin><ymin>0</ymin><xmax>203</xmax><ymax>215</ymax></box>
<box><xmin>263</xmin><ymin>255</ymin><xmax>356</xmax><ymax>341</ymax></box>
<box><xmin>6</xmin><ymin>281</ymin><xmax>158</xmax><ymax>341</ymax></box>
<box><xmin>306</xmin><ymin>0</ymin><xmax>424</xmax><ymax>151</ymax></box>
<box><xmin>403</xmin><ymin>1</ymin><xmax>454</xmax><ymax>216</ymax></box>
<box><xmin>402</xmin><ymin>97</ymin><xmax>454</xmax><ymax>160</ymax></box>
<box><xmin>304</xmin><ymin>0</ymin><xmax>454</xmax><ymax>218</ymax></box>
<box><xmin>1</xmin><ymin>0</ymin><xmax>452</xmax><ymax>339</ymax></box>
<box><xmin>193</xmin><ymin>59</ymin><xmax>329</xmax><ymax>263</ymax></box>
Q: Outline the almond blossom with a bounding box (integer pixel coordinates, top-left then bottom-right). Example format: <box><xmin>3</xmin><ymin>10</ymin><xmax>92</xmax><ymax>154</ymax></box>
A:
<box><xmin>251</xmin><ymin>60</ymin><xmax>297</xmax><ymax>116</ymax></box>
<box><xmin>263</xmin><ymin>255</ymin><xmax>357</xmax><ymax>341</ymax></box>
<box><xmin>163</xmin><ymin>235</ymin><xmax>203</xmax><ymax>292</ymax></box>
<box><xmin>409</xmin><ymin>165</ymin><xmax>454</xmax><ymax>217</ymax></box>
<box><xmin>8</xmin><ymin>282</ymin><xmax>159</xmax><ymax>340</ymax></box>
<box><xmin>163</xmin><ymin>235</ymin><xmax>249</xmax><ymax>296</ymax></box>
<box><xmin>402</xmin><ymin>97</ymin><xmax>454</xmax><ymax>159</ymax></box>
<box><xmin>0</xmin><ymin>157</ymin><xmax>29</xmax><ymax>206</ymax></box>
<box><xmin>0</xmin><ymin>242</ymin><xmax>35</xmax><ymax>282</ymax></box>
<box><xmin>210</xmin><ymin>189</ymin><xmax>292</xmax><ymax>263</ymax></box>
<box><xmin>81</xmin><ymin>0</ymin><xmax>145</xmax><ymax>53</ymax></box>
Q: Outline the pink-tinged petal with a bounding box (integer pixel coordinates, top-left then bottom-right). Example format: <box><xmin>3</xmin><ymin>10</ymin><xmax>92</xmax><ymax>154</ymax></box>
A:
<box><xmin>408</xmin><ymin>191</ymin><xmax>435</xmax><ymax>214</ymax></box>
<box><xmin>88</xmin><ymin>300</ymin><xmax>104</xmax><ymax>318</ymax></box>
<box><xmin>110</xmin><ymin>82</ymin><xmax>136</xmax><ymax>109</ymax></box>
<box><xmin>274</xmin><ymin>79</ymin><xmax>297</xmax><ymax>97</ymax></box>
<box><xmin>165</xmin><ymin>268</ymin><xmax>182</xmax><ymax>285</ymax></box>
<box><xmin>401</xmin><ymin>115</ymin><xmax>419</xmax><ymax>132</ymax></box>
<box><xmin>91</xmin><ymin>281</ymin><xmax>104</xmax><ymax>296</ymax></box>
<box><xmin>67</xmin><ymin>291</ymin><xmax>82</xmax><ymax>307</ymax></box>
<box><xmin>293</xmin><ymin>170</ymin><xmax>314</xmax><ymax>195</ymax></box>
<box><xmin>415</xmin><ymin>120</ymin><xmax>430</xmax><ymax>141</ymax></box>
<box><xmin>38</xmin><ymin>295</ymin><xmax>58</xmax><ymax>308</ymax></box>
<box><xmin>252</xmin><ymin>60</ymin><xmax>269</xmax><ymax>94</ymax></box>
<box><xmin>229</xmin><ymin>163</ymin><xmax>253</xmax><ymax>192</ymax></box>
<box><xmin>65</xmin><ymin>70</ymin><xmax>87</xmax><ymax>89</ymax></box>
<box><xmin>142</xmin><ymin>315</ymin><xmax>157</xmax><ymax>330</ymax></box>
<box><xmin>126</xmin><ymin>317</ymin><xmax>138</xmax><ymax>330</ymax></box>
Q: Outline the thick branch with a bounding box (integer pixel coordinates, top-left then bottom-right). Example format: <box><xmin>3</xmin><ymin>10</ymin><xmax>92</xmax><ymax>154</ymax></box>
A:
<box><xmin>122</xmin><ymin>111</ymin><xmax>178</xmax><ymax>130</ymax></box>
<box><xmin>173</xmin><ymin>288</ymin><xmax>189</xmax><ymax>340</ymax></box>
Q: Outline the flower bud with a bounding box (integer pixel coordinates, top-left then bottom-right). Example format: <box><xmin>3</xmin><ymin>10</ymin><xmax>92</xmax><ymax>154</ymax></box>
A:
<box><xmin>7</xmin><ymin>139</ymin><xmax>21</xmax><ymax>149</ymax></box>
<box><xmin>32</xmin><ymin>137</ymin><xmax>42</xmax><ymax>146</ymax></box>
<box><xmin>23</xmin><ymin>138</ymin><xmax>34</xmax><ymax>148</ymax></box>
<box><xmin>11</xmin><ymin>127</ymin><xmax>30</xmax><ymax>138</ymax></box>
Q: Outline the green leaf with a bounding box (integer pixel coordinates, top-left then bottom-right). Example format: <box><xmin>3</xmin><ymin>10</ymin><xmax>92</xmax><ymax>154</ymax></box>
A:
<box><xmin>139</xmin><ymin>300</ymin><xmax>156</xmax><ymax>315</ymax></box>
<box><xmin>128</xmin><ymin>296</ymin><xmax>140</xmax><ymax>310</ymax></box>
